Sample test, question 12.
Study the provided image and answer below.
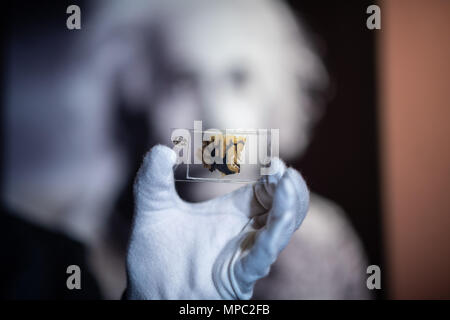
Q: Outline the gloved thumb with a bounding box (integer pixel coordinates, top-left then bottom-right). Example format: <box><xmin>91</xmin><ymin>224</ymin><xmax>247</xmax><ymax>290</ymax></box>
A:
<box><xmin>134</xmin><ymin>144</ymin><xmax>178</xmax><ymax>212</ymax></box>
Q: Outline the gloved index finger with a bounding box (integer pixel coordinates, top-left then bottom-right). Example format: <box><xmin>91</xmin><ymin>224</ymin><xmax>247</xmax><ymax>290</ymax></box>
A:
<box><xmin>232</xmin><ymin>168</ymin><xmax>309</xmax><ymax>298</ymax></box>
<box><xmin>252</xmin><ymin>157</ymin><xmax>287</xmax><ymax>210</ymax></box>
<box><xmin>216</xmin><ymin>158</ymin><xmax>287</xmax><ymax>218</ymax></box>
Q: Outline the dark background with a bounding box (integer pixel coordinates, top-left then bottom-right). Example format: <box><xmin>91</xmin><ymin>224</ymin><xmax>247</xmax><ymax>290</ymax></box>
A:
<box><xmin>287</xmin><ymin>0</ymin><xmax>383</xmax><ymax>299</ymax></box>
<box><xmin>1</xmin><ymin>0</ymin><xmax>383</xmax><ymax>299</ymax></box>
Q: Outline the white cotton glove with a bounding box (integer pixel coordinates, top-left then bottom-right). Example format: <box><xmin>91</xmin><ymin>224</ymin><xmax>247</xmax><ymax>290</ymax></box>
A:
<box><xmin>125</xmin><ymin>145</ymin><xmax>309</xmax><ymax>300</ymax></box>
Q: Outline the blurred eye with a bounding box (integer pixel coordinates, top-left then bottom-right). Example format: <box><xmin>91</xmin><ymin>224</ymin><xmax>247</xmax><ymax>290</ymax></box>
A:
<box><xmin>169</xmin><ymin>70</ymin><xmax>197</xmax><ymax>91</ymax></box>
<box><xmin>229</xmin><ymin>66</ymin><xmax>249</xmax><ymax>91</ymax></box>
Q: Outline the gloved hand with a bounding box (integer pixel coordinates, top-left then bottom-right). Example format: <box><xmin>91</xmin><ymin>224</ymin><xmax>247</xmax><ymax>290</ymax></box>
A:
<box><xmin>125</xmin><ymin>145</ymin><xmax>309</xmax><ymax>299</ymax></box>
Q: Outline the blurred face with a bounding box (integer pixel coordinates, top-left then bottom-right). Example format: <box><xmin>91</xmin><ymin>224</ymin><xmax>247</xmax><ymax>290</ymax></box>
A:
<box><xmin>149</xmin><ymin>6</ymin><xmax>281</xmax><ymax>144</ymax></box>
<box><xmin>141</xmin><ymin>1</ymin><xmax>319</xmax><ymax>161</ymax></box>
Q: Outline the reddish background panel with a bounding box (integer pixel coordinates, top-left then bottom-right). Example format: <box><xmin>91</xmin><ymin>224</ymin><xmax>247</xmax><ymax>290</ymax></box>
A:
<box><xmin>379</xmin><ymin>0</ymin><xmax>450</xmax><ymax>299</ymax></box>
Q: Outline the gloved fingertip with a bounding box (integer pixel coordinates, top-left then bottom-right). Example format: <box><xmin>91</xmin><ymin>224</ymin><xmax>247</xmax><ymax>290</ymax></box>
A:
<box><xmin>143</xmin><ymin>144</ymin><xmax>177</xmax><ymax>168</ymax></box>
<box><xmin>137</xmin><ymin>144</ymin><xmax>177</xmax><ymax>190</ymax></box>
<box><xmin>285</xmin><ymin>168</ymin><xmax>309</xmax><ymax>205</ymax></box>
<box><xmin>285</xmin><ymin>167</ymin><xmax>310</xmax><ymax>228</ymax></box>
<box><xmin>133</xmin><ymin>145</ymin><xmax>179</xmax><ymax>212</ymax></box>
<box><xmin>266</xmin><ymin>157</ymin><xmax>287</xmax><ymax>183</ymax></box>
<box><xmin>270</xmin><ymin>171</ymin><xmax>296</xmax><ymax>218</ymax></box>
<box><xmin>253</xmin><ymin>158</ymin><xmax>287</xmax><ymax>210</ymax></box>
